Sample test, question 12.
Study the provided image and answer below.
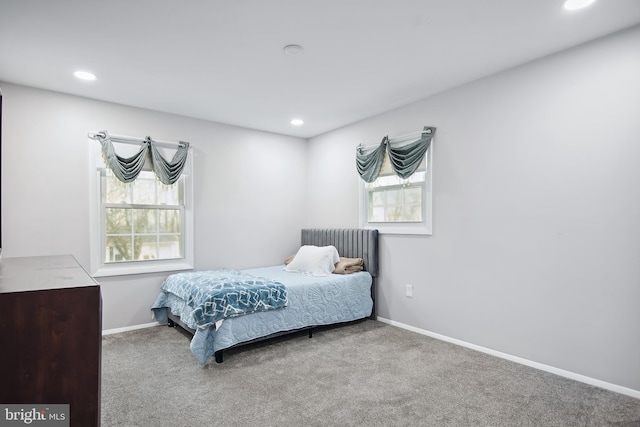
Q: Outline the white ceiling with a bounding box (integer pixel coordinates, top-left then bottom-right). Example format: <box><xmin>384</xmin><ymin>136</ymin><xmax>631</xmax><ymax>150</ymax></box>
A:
<box><xmin>1</xmin><ymin>0</ymin><xmax>639</xmax><ymax>138</ymax></box>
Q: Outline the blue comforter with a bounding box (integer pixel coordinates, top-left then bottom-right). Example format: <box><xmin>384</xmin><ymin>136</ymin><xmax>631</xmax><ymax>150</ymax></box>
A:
<box><xmin>152</xmin><ymin>269</ymin><xmax>288</xmax><ymax>329</ymax></box>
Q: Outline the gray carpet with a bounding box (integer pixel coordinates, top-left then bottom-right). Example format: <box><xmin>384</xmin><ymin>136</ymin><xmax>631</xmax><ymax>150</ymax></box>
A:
<box><xmin>101</xmin><ymin>320</ymin><xmax>640</xmax><ymax>426</ymax></box>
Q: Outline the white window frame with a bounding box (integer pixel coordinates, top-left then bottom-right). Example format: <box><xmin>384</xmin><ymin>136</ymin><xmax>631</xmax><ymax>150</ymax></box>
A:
<box><xmin>359</xmin><ymin>141</ymin><xmax>432</xmax><ymax>235</ymax></box>
<box><xmin>89</xmin><ymin>143</ymin><xmax>194</xmax><ymax>277</ymax></box>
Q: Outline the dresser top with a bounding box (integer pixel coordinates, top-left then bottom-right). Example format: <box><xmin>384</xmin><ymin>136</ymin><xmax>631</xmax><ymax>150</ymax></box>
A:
<box><xmin>0</xmin><ymin>255</ymin><xmax>98</xmax><ymax>293</ymax></box>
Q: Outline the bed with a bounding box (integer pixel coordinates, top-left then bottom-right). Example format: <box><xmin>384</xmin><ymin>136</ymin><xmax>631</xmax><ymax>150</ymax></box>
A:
<box><xmin>151</xmin><ymin>228</ymin><xmax>379</xmax><ymax>364</ymax></box>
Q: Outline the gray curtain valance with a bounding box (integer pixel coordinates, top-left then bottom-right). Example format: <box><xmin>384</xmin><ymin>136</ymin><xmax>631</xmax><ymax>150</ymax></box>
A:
<box><xmin>356</xmin><ymin>127</ymin><xmax>435</xmax><ymax>182</ymax></box>
<box><xmin>96</xmin><ymin>131</ymin><xmax>190</xmax><ymax>185</ymax></box>
<box><xmin>148</xmin><ymin>137</ymin><xmax>190</xmax><ymax>185</ymax></box>
<box><xmin>356</xmin><ymin>137</ymin><xmax>387</xmax><ymax>183</ymax></box>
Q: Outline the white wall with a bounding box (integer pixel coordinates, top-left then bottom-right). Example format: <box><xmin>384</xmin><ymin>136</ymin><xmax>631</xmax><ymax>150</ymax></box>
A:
<box><xmin>307</xmin><ymin>26</ymin><xmax>640</xmax><ymax>392</ymax></box>
<box><xmin>0</xmin><ymin>83</ymin><xmax>308</xmax><ymax>330</ymax></box>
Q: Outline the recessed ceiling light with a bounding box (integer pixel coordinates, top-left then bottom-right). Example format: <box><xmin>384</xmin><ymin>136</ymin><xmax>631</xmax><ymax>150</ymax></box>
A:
<box><xmin>73</xmin><ymin>70</ymin><xmax>97</xmax><ymax>81</ymax></box>
<box><xmin>290</xmin><ymin>119</ymin><xmax>304</xmax><ymax>126</ymax></box>
<box><xmin>283</xmin><ymin>44</ymin><xmax>304</xmax><ymax>56</ymax></box>
<box><xmin>563</xmin><ymin>0</ymin><xmax>595</xmax><ymax>11</ymax></box>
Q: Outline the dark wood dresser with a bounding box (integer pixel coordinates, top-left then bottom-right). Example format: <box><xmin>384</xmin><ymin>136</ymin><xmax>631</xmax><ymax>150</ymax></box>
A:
<box><xmin>0</xmin><ymin>255</ymin><xmax>102</xmax><ymax>426</ymax></box>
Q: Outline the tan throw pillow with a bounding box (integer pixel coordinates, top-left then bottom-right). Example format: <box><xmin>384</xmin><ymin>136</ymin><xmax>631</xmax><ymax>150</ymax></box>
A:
<box><xmin>333</xmin><ymin>257</ymin><xmax>364</xmax><ymax>274</ymax></box>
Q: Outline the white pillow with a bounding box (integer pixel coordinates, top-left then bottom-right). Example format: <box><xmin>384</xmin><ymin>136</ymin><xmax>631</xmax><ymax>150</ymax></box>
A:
<box><xmin>284</xmin><ymin>245</ymin><xmax>340</xmax><ymax>276</ymax></box>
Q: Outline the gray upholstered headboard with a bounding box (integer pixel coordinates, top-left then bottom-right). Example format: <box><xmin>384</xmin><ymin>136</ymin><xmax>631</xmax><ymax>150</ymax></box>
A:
<box><xmin>300</xmin><ymin>228</ymin><xmax>379</xmax><ymax>277</ymax></box>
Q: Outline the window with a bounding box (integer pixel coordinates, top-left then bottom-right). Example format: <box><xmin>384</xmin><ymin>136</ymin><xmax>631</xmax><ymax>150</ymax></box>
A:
<box><xmin>360</xmin><ymin>142</ymin><xmax>432</xmax><ymax>235</ymax></box>
<box><xmin>102</xmin><ymin>169</ymin><xmax>184</xmax><ymax>263</ymax></box>
<box><xmin>89</xmin><ymin>143</ymin><xmax>194</xmax><ymax>277</ymax></box>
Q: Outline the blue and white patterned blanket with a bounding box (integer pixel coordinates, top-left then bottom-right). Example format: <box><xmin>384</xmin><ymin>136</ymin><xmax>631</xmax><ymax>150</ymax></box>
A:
<box><xmin>153</xmin><ymin>269</ymin><xmax>288</xmax><ymax>329</ymax></box>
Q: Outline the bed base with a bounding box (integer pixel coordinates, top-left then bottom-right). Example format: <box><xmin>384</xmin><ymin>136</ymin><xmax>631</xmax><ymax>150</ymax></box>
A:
<box><xmin>167</xmin><ymin>310</ymin><xmax>313</xmax><ymax>363</ymax></box>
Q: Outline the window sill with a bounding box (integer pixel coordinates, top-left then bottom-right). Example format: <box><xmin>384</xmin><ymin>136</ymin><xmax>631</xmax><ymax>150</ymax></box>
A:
<box><xmin>364</xmin><ymin>224</ymin><xmax>432</xmax><ymax>236</ymax></box>
<box><xmin>92</xmin><ymin>259</ymin><xmax>194</xmax><ymax>277</ymax></box>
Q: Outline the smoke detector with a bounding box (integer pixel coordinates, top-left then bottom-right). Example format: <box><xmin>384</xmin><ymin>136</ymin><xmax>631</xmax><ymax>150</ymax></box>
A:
<box><xmin>283</xmin><ymin>44</ymin><xmax>304</xmax><ymax>56</ymax></box>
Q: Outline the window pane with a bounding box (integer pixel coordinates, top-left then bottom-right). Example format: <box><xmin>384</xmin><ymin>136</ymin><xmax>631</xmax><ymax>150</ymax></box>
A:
<box><xmin>125</xmin><ymin>235</ymin><xmax>183</xmax><ymax>261</ymax></box>
<box><xmin>105</xmin><ymin>236</ymin><xmax>132</xmax><ymax>262</ymax></box>
<box><xmin>159</xmin><ymin>235</ymin><xmax>182</xmax><ymax>259</ymax></box>
<box><xmin>104</xmin><ymin>208</ymin><xmax>184</xmax><ymax>263</ymax></box>
<box><xmin>134</xmin><ymin>209</ymin><xmax>157</xmax><ymax>233</ymax></box>
<box><xmin>386</xmin><ymin>189</ymin><xmax>400</xmax><ymax>205</ymax></box>
<box><xmin>385</xmin><ymin>206</ymin><xmax>402</xmax><ymax>221</ymax></box>
<box><xmin>132</xmin><ymin>174</ymin><xmax>157</xmax><ymax>205</ymax></box>
<box><xmin>105</xmin><ymin>174</ymin><xmax>131</xmax><ymax>204</ymax></box>
<box><xmin>367</xmin><ymin>184</ymin><xmax>424</xmax><ymax>223</ymax></box>
<box><xmin>371</xmin><ymin>191</ymin><xmax>385</xmax><ymax>207</ymax></box>
<box><xmin>106</xmin><ymin>208</ymin><xmax>132</xmax><ymax>234</ymax></box>
<box><xmin>158</xmin><ymin>181</ymin><xmax>182</xmax><ymax>205</ymax></box>
<box><xmin>404</xmin><ymin>187</ymin><xmax>422</xmax><ymax>204</ymax></box>
<box><xmin>158</xmin><ymin>209</ymin><xmax>181</xmax><ymax>233</ymax></box>
<box><xmin>134</xmin><ymin>235</ymin><xmax>158</xmax><ymax>261</ymax></box>
<box><xmin>403</xmin><ymin>204</ymin><xmax>422</xmax><ymax>221</ymax></box>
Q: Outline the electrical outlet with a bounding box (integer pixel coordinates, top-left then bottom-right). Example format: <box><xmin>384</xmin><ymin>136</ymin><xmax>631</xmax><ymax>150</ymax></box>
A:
<box><xmin>405</xmin><ymin>284</ymin><xmax>413</xmax><ymax>297</ymax></box>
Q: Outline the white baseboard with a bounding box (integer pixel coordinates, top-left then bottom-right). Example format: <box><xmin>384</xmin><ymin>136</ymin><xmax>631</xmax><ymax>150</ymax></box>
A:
<box><xmin>102</xmin><ymin>322</ymin><xmax>160</xmax><ymax>336</ymax></box>
<box><xmin>376</xmin><ymin>316</ymin><xmax>640</xmax><ymax>400</ymax></box>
